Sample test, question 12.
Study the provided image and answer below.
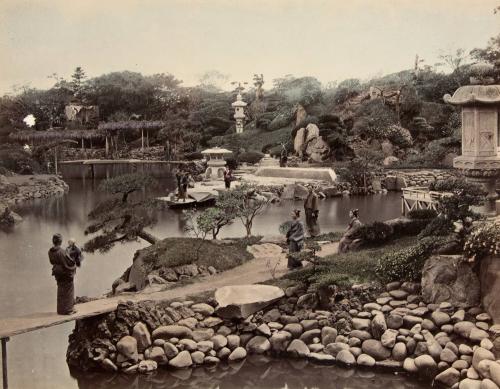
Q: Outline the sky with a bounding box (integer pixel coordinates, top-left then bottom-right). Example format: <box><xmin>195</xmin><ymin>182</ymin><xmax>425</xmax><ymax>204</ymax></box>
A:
<box><xmin>0</xmin><ymin>0</ymin><xmax>499</xmax><ymax>94</ymax></box>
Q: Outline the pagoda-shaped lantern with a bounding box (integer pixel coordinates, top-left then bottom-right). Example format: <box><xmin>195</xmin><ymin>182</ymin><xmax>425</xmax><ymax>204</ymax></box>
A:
<box><xmin>201</xmin><ymin>147</ymin><xmax>233</xmax><ymax>180</ymax></box>
<box><xmin>232</xmin><ymin>92</ymin><xmax>247</xmax><ymax>134</ymax></box>
<box><xmin>444</xmin><ymin>64</ymin><xmax>500</xmax><ymax>200</ymax></box>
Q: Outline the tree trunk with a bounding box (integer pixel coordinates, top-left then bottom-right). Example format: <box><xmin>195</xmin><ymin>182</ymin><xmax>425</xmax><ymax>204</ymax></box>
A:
<box><xmin>137</xmin><ymin>230</ymin><xmax>159</xmax><ymax>245</ymax></box>
<box><xmin>245</xmin><ymin>221</ymin><xmax>252</xmax><ymax>237</ymax></box>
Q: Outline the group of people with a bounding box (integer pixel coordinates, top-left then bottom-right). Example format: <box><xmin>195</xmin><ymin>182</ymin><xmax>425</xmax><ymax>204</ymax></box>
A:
<box><xmin>48</xmin><ymin>234</ymin><xmax>83</xmax><ymax>315</ymax></box>
<box><xmin>285</xmin><ymin>185</ymin><xmax>363</xmax><ymax>268</ymax></box>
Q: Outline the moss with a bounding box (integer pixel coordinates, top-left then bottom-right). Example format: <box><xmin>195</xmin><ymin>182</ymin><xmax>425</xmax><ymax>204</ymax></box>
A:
<box><xmin>140</xmin><ymin>237</ymin><xmax>255</xmax><ymax>273</ymax></box>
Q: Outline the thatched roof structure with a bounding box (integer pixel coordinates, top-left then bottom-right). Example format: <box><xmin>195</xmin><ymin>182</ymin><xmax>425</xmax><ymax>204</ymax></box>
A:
<box><xmin>9</xmin><ymin>129</ymin><xmax>105</xmax><ymax>142</ymax></box>
<box><xmin>97</xmin><ymin>120</ymin><xmax>165</xmax><ymax>132</ymax></box>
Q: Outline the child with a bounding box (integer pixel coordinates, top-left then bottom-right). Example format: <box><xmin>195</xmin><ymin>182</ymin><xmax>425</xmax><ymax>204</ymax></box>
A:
<box><xmin>66</xmin><ymin>238</ymin><xmax>84</xmax><ymax>267</ymax></box>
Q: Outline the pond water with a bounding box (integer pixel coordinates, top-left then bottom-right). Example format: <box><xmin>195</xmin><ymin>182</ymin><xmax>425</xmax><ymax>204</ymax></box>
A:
<box><xmin>0</xmin><ymin>179</ymin><xmax>411</xmax><ymax>389</ymax></box>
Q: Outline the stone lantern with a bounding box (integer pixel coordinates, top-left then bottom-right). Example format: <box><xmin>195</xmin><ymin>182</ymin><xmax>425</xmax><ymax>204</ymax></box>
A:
<box><xmin>232</xmin><ymin>93</ymin><xmax>247</xmax><ymax>134</ymax></box>
<box><xmin>444</xmin><ymin>70</ymin><xmax>500</xmax><ymax>201</ymax></box>
<box><xmin>201</xmin><ymin>147</ymin><xmax>233</xmax><ymax>179</ymax></box>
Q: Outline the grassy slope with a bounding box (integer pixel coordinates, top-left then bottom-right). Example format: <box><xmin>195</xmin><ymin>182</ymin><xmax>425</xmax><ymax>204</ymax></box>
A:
<box><xmin>285</xmin><ymin>236</ymin><xmax>415</xmax><ymax>287</ymax></box>
<box><xmin>139</xmin><ymin>237</ymin><xmax>257</xmax><ymax>274</ymax></box>
<box><xmin>210</xmin><ymin>126</ymin><xmax>292</xmax><ymax>153</ymax></box>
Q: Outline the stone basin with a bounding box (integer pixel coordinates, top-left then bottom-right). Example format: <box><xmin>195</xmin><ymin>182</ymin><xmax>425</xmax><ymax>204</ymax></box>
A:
<box><xmin>215</xmin><ymin>284</ymin><xmax>284</xmax><ymax>319</ymax></box>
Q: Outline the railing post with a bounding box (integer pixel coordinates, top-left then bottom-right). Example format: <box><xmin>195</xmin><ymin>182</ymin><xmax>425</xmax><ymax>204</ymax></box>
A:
<box><xmin>2</xmin><ymin>337</ymin><xmax>9</xmax><ymax>389</ymax></box>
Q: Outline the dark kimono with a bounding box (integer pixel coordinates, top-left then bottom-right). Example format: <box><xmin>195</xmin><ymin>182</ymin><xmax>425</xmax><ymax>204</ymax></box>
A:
<box><xmin>48</xmin><ymin>246</ymin><xmax>76</xmax><ymax>315</ymax></box>
<box><xmin>286</xmin><ymin>220</ymin><xmax>305</xmax><ymax>268</ymax></box>
<box><xmin>304</xmin><ymin>192</ymin><xmax>320</xmax><ymax>237</ymax></box>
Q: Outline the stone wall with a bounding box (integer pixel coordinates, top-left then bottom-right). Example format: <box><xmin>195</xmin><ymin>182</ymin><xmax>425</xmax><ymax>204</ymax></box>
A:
<box><xmin>383</xmin><ymin>169</ymin><xmax>456</xmax><ymax>191</ymax></box>
<box><xmin>0</xmin><ymin>174</ymin><xmax>68</xmax><ymax>206</ymax></box>
<box><xmin>67</xmin><ymin>279</ymin><xmax>500</xmax><ymax>388</ymax></box>
<box><xmin>480</xmin><ymin>256</ymin><xmax>500</xmax><ymax>325</ymax></box>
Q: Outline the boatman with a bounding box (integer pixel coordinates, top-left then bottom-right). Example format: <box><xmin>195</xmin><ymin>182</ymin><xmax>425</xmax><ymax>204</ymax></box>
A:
<box><xmin>48</xmin><ymin>233</ymin><xmax>77</xmax><ymax>315</ymax></box>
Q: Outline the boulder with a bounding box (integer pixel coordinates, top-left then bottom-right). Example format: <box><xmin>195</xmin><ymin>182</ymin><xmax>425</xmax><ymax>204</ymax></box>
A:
<box><xmin>414</xmin><ymin>354</ymin><xmax>438</xmax><ymax>378</ymax></box>
<box><xmin>270</xmin><ymin>331</ymin><xmax>292</xmax><ymax>352</ymax></box>
<box><xmin>459</xmin><ymin>379</ymin><xmax>481</xmax><ymax>389</ymax></box>
<box><xmin>361</xmin><ymin>340</ymin><xmax>391</xmax><ymax>361</ymax></box>
<box><xmin>421</xmin><ymin>255</ymin><xmax>480</xmax><ymax>308</ymax></box>
<box><xmin>152</xmin><ymin>325</ymin><xmax>193</xmax><ymax>340</ymax></box>
<box><xmin>371</xmin><ymin>314</ymin><xmax>387</xmax><ymax>339</ymax></box>
<box><xmin>435</xmin><ymin>367</ymin><xmax>460</xmax><ymax>387</ymax></box>
<box><xmin>191</xmin><ymin>303</ymin><xmax>215</xmax><ymax>316</ymax></box>
<box><xmin>169</xmin><ymin>350</ymin><xmax>193</xmax><ymax>368</ymax></box>
<box><xmin>246</xmin><ymin>336</ymin><xmax>271</xmax><ymax>354</ymax></box>
<box><xmin>138</xmin><ymin>360</ymin><xmax>157</xmax><ymax>373</ymax></box>
<box><xmin>357</xmin><ymin>353</ymin><xmax>376</xmax><ymax>367</ymax></box>
<box><xmin>472</xmin><ymin>348</ymin><xmax>495</xmax><ymax>371</ymax></box>
<box><xmin>117</xmin><ymin>336</ymin><xmax>138</xmax><ymax>362</ymax></box>
<box><xmin>380</xmin><ymin>329</ymin><xmax>398</xmax><ymax>348</ymax></box>
<box><xmin>481</xmin><ymin>379</ymin><xmax>500</xmax><ymax>389</ymax></box>
<box><xmin>336</xmin><ymin>350</ymin><xmax>356</xmax><ymax>365</ymax></box>
<box><xmin>286</xmin><ymin>339</ymin><xmax>310</xmax><ymax>358</ymax></box>
<box><xmin>132</xmin><ymin>322</ymin><xmax>151</xmax><ymax>353</ymax></box>
<box><xmin>480</xmin><ymin>256</ymin><xmax>500</xmax><ymax>325</ymax></box>
<box><xmin>490</xmin><ymin>362</ymin><xmax>500</xmax><ymax>387</ymax></box>
<box><xmin>215</xmin><ymin>284</ymin><xmax>284</xmax><ymax>319</ymax></box>
<box><xmin>228</xmin><ymin>347</ymin><xmax>247</xmax><ymax>361</ymax></box>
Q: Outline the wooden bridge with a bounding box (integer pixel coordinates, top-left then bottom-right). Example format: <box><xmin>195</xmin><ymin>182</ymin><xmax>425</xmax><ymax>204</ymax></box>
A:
<box><xmin>401</xmin><ymin>186</ymin><xmax>449</xmax><ymax>216</ymax></box>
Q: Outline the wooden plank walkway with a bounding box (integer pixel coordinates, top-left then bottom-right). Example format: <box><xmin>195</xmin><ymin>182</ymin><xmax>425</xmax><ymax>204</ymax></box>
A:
<box><xmin>0</xmin><ymin>241</ymin><xmax>338</xmax><ymax>340</ymax></box>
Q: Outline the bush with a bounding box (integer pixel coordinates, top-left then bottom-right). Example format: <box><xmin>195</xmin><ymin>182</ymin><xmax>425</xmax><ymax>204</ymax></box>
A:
<box><xmin>464</xmin><ymin>221</ymin><xmax>500</xmax><ymax>262</ymax></box>
<box><xmin>375</xmin><ymin>236</ymin><xmax>446</xmax><ymax>283</ymax></box>
<box><xmin>352</xmin><ymin>221</ymin><xmax>394</xmax><ymax>245</ymax></box>
<box><xmin>408</xmin><ymin>209</ymin><xmax>438</xmax><ymax>220</ymax></box>
<box><xmin>390</xmin><ymin>219</ymin><xmax>431</xmax><ymax>238</ymax></box>
<box><xmin>0</xmin><ymin>144</ymin><xmax>41</xmax><ymax>174</ymax></box>
<box><xmin>183</xmin><ymin>151</ymin><xmax>203</xmax><ymax>160</ymax></box>
<box><xmin>237</xmin><ymin>151</ymin><xmax>264</xmax><ymax>165</ymax></box>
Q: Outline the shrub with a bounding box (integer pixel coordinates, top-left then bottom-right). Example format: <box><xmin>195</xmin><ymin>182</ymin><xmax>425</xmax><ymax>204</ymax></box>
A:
<box><xmin>0</xmin><ymin>144</ymin><xmax>41</xmax><ymax>174</ymax></box>
<box><xmin>352</xmin><ymin>221</ymin><xmax>394</xmax><ymax>245</ymax></box>
<box><xmin>390</xmin><ymin>219</ymin><xmax>431</xmax><ymax>238</ymax></box>
<box><xmin>237</xmin><ymin>151</ymin><xmax>264</xmax><ymax>165</ymax></box>
<box><xmin>408</xmin><ymin>209</ymin><xmax>438</xmax><ymax>220</ymax></box>
<box><xmin>183</xmin><ymin>151</ymin><xmax>203</xmax><ymax>160</ymax></box>
<box><xmin>375</xmin><ymin>236</ymin><xmax>446</xmax><ymax>282</ymax></box>
<box><xmin>464</xmin><ymin>221</ymin><xmax>500</xmax><ymax>262</ymax></box>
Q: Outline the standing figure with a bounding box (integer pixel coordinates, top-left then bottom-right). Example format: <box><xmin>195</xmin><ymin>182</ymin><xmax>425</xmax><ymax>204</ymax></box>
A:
<box><xmin>279</xmin><ymin>144</ymin><xmax>288</xmax><ymax>167</ymax></box>
<box><xmin>48</xmin><ymin>233</ymin><xmax>77</xmax><ymax>315</ymax></box>
<box><xmin>286</xmin><ymin>209</ymin><xmax>305</xmax><ymax>269</ymax></box>
<box><xmin>180</xmin><ymin>173</ymin><xmax>189</xmax><ymax>202</ymax></box>
<box><xmin>223</xmin><ymin>167</ymin><xmax>233</xmax><ymax>189</ymax></box>
<box><xmin>304</xmin><ymin>186</ymin><xmax>320</xmax><ymax>237</ymax></box>
<box><xmin>175</xmin><ymin>170</ymin><xmax>183</xmax><ymax>198</ymax></box>
<box><xmin>338</xmin><ymin>209</ymin><xmax>363</xmax><ymax>253</ymax></box>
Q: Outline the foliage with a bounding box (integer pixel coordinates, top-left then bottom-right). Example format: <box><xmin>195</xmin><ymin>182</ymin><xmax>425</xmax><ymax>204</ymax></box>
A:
<box><xmin>218</xmin><ymin>183</ymin><xmax>269</xmax><ymax>236</ymax></box>
<box><xmin>375</xmin><ymin>236</ymin><xmax>448</xmax><ymax>283</ymax></box>
<box><xmin>471</xmin><ymin>34</ymin><xmax>500</xmax><ymax>81</ymax></box>
<box><xmin>272</xmin><ymin>76</ymin><xmax>322</xmax><ymax>107</ymax></box>
<box><xmin>337</xmin><ymin>147</ymin><xmax>383</xmax><ymax>192</ymax></box>
<box><xmin>0</xmin><ymin>144</ymin><xmax>41</xmax><ymax>174</ymax></box>
<box><xmin>464</xmin><ymin>221</ymin><xmax>500</xmax><ymax>262</ymax></box>
<box><xmin>285</xmin><ymin>237</ymin><xmax>416</xmax><ymax>286</ymax></box>
<box><xmin>408</xmin><ymin>209</ymin><xmax>438</xmax><ymax>220</ymax></box>
<box><xmin>139</xmin><ymin>237</ymin><xmax>254</xmax><ymax>273</ymax></box>
<box><xmin>237</xmin><ymin>151</ymin><xmax>264</xmax><ymax>165</ymax></box>
<box><xmin>83</xmin><ymin>174</ymin><xmax>159</xmax><ymax>253</ymax></box>
<box><xmin>352</xmin><ymin>221</ymin><xmax>394</xmax><ymax>245</ymax></box>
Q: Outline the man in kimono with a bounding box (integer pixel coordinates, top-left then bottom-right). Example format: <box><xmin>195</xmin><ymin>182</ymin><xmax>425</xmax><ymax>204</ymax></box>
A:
<box><xmin>304</xmin><ymin>186</ymin><xmax>320</xmax><ymax>237</ymax></box>
<box><xmin>48</xmin><ymin>233</ymin><xmax>77</xmax><ymax>315</ymax></box>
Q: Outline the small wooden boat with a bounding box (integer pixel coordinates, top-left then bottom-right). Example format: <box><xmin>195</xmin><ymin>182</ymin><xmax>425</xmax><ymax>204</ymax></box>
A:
<box><xmin>157</xmin><ymin>191</ymin><xmax>216</xmax><ymax>208</ymax></box>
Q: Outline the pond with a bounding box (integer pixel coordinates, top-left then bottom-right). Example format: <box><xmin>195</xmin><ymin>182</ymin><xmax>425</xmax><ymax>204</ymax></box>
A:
<box><xmin>0</xmin><ymin>179</ymin><xmax>408</xmax><ymax>389</ymax></box>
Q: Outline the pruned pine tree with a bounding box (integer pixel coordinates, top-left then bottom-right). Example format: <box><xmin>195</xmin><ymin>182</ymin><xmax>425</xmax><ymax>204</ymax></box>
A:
<box><xmin>83</xmin><ymin>174</ymin><xmax>160</xmax><ymax>253</ymax></box>
<box><xmin>218</xmin><ymin>183</ymin><xmax>269</xmax><ymax>237</ymax></box>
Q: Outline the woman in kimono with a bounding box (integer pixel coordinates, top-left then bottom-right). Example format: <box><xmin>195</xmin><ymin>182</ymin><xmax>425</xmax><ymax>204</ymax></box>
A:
<box><xmin>286</xmin><ymin>209</ymin><xmax>305</xmax><ymax>269</ymax></box>
<box><xmin>48</xmin><ymin>233</ymin><xmax>77</xmax><ymax>315</ymax></box>
<box><xmin>338</xmin><ymin>209</ymin><xmax>363</xmax><ymax>253</ymax></box>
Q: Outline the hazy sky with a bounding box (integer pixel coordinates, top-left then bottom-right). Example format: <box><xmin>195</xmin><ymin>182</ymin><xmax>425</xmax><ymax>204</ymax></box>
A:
<box><xmin>0</xmin><ymin>0</ymin><xmax>499</xmax><ymax>93</ymax></box>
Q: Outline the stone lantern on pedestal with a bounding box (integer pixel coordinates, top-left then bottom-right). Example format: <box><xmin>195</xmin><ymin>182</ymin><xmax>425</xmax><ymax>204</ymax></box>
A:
<box><xmin>444</xmin><ymin>69</ymin><xmax>500</xmax><ymax>201</ymax></box>
<box><xmin>232</xmin><ymin>93</ymin><xmax>247</xmax><ymax>134</ymax></box>
<box><xmin>201</xmin><ymin>147</ymin><xmax>233</xmax><ymax>180</ymax></box>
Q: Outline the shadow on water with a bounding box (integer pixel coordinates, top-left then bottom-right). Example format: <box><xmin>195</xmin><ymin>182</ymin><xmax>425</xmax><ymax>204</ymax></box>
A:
<box><xmin>71</xmin><ymin>357</ymin><xmax>430</xmax><ymax>389</ymax></box>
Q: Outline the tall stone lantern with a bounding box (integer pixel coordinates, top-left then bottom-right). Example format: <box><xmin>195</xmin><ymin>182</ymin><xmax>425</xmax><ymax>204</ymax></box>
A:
<box><xmin>444</xmin><ymin>74</ymin><xmax>500</xmax><ymax>200</ymax></box>
<box><xmin>232</xmin><ymin>93</ymin><xmax>247</xmax><ymax>134</ymax></box>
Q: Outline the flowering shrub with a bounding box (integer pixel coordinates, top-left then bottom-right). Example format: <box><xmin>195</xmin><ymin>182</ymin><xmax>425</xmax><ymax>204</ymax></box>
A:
<box><xmin>464</xmin><ymin>221</ymin><xmax>500</xmax><ymax>262</ymax></box>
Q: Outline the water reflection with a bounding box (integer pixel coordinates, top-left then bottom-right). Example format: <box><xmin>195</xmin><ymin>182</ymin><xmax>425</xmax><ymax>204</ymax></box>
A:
<box><xmin>72</xmin><ymin>357</ymin><xmax>429</xmax><ymax>389</ymax></box>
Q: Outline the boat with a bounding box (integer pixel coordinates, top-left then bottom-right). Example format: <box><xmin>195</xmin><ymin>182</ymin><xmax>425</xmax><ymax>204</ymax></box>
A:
<box><xmin>157</xmin><ymin>191</ymin><xmax>216</xmax><ymax>208</ymax></box>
